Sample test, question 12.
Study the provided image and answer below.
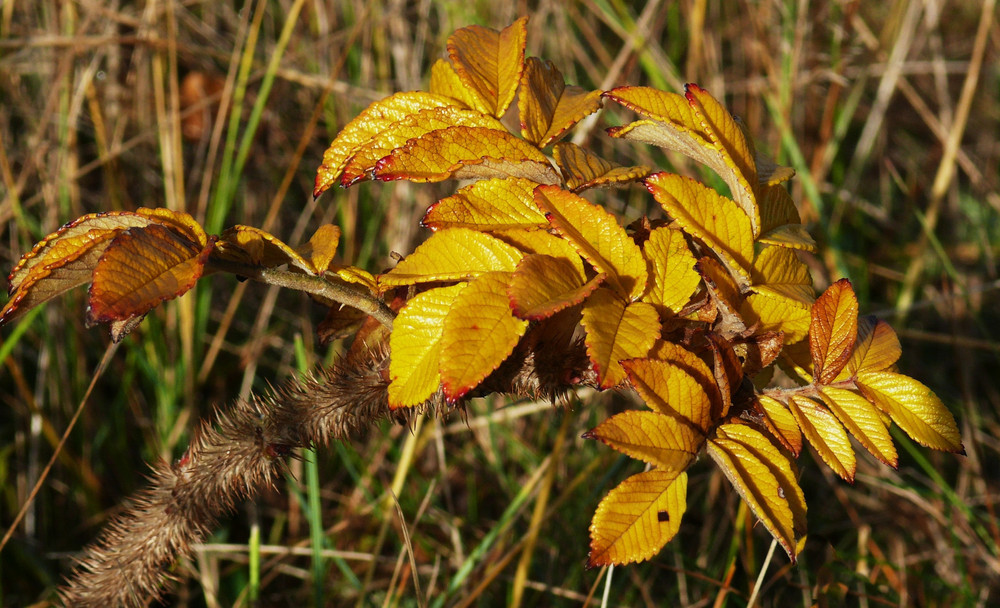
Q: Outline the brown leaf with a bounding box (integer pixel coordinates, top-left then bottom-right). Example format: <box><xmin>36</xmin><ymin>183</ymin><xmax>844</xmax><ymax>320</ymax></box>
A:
<box><xmin>518</xmin><ymin>57</ymin><xmax>603</xmax><ymax>147</ymax></box>
<box><xmin>810</xmin><ymin>279</ymin><xmax>859</xmax><ymax>384</ymax></box>
<box><xmin>447</xmin><ymin>17</ymin><xmax>528</xmax><ymax>117</ymax></box>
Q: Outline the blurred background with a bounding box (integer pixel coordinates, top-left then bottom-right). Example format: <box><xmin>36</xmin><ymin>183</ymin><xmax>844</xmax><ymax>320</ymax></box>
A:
<box><xmin>1</xmin><ymin>1</ymin><xmax>998</xmax><ymax>605</ymax></box>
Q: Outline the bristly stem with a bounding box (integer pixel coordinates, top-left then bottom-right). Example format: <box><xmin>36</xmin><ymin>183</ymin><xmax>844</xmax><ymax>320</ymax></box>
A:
<box><xmin>207</xmin><ymin>257</ymin><xmax>396</xmax><ymax>330</ymax></box>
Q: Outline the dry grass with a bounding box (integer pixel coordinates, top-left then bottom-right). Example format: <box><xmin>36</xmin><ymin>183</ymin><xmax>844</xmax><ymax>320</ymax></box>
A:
<box><xmin>1</xmin><ymin>1</ymin><xmax>998</xmax><ymax>606</ymax></box>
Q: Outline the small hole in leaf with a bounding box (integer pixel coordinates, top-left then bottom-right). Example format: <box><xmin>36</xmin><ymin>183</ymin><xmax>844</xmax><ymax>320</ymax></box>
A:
<box><xmin>657</xmin><ymin>510</ymin><xmax>669</xmax><ymax>522</ymax></box>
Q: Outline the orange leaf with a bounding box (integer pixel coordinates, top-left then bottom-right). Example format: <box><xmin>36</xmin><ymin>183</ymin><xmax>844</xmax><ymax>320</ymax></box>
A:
<box><xmin>218</xmin><ymin>225</ymin><xmax>315</xmax><ymax>274</ymax></box>
<box><xmin>588</xmin><ymin>471</ymin><xmax>687</xmax><ymax>567</ymax></box>
<box><xmin>787</xmin><ymin>396</ymin><xmax>856</xmax><ymax>482</ymax></box>
<box><xmin>508</xmin><ymin>254</ymin><xmax>602</xmax><ymax>320</ymax></box>
<box><xmin>756</xmin><ymin>394</ymin><xmax>803</xmax><ymax>456</ymax></box>
<box><xmin>439</xmin><ymin>272</ymin><xmax>529</xmax><ymax>401</ymax></box>
<box><xmin>552</xmin><ymin>142</ymin><xmax>650</xmax><ymax>192</ymax></box>
<box><xmin>388</xmin><ymin>283</ymin><xmax>467</xmax><ymax>408</ymax></box>
<box><xmin>751</xmin><ymin>246</ymin><xmax>814</xmax><ymax>305</ymax></box>
<box><xmin>429</xmin><ymin>58</ymin><xmax>482</xmax><ymax>109</ymax></box>
<box><xmin>819</xmin><ymin>387</ymin><xmax>898</xmax><ymax>467</ymax></box>
<box><xmin>856</xmin><ymin>371</ymin><xmax>963</xmax><ymax>453</ymax></box>
<box><xmin>585</xmin><ymin>410</ymin><xmax>702</xmax><ymax>472</ymax></box>
<box><xmin>314</xmin><ymin>91</ymin><xmax>456</xmax><ymax>197</ymax></box>
<box><xmin>641</xmin><ymin>226</ymin><xmax>699</xmax><ymax>315</ymax></box>
<box><xmin>422</xmin><ymin>177</ymin><xmax>548</xmax><ymax>232</ymax></box>
<box><xmin>341</xmin><ymin>106</ymin><xmax>505</xmax><ymax>185</ymax></box>
<box><xmin>378</xmin><ymin>228</ymin><xmax>523</xmax><ymax>290</ymax></box>
<box><xmin>740</xmin><ymin>291</ymin><xmax>811</xmax><ymax>343</ymax></box>
<box><xmin>645</xmin><ymin>172</ymin><xmax>753</xmax><ymax>285</ymax></box>
<box><xmin>300</xmin><ymin>224</ymin><xmax>341</xmax><ymax>276</ymax></box>
<box><xmin>809</xmin><ymin>279</ymin><xmax>859</xmax><ymax>384</ymax></box>
<box><xmin>87</xmin><ymin>224</ymin><xmax>215</xmax><ymax>325</ymax></box>
<box><xmin>581</xmin><ymin>288</ymin><xmax>659</xmax><ymax>388</ymax></box>
<box><xmin>446</xmin><ymin>17</ymin><xmax>528</xmax><ymax>117</ymax></box>
<box><xmin>373</xmin><ymin>126</ymin><xmax>558</xmax><ymax>184</ymax></box>
<box><xmin>623</xmin><ymin>356</ymin><xmax>715</xmax><ymax>432</ymax></box>
<box><xmin>534</xmin><ymin>185</ymin><xmax>648</xmax><ymax>300</ymax></box>
<box><xmin>837</xmin><ymin>316</ymin><xmax>901</xmax><ymax>380</ymax></box>
<box><xmin>518</xmin><ymin>57</ymin><xmax>603</xmax><ymax>147</ymax></box>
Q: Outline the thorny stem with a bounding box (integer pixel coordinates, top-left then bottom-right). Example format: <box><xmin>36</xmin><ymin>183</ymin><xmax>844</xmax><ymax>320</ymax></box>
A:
<box><xmin>208</xmin><ymin>257</ymin><xmax>396</xmax><ymax>330</ymax></box>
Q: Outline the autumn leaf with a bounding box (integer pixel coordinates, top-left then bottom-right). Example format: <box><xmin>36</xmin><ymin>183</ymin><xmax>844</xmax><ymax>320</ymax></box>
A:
<box><xmin>856</xmin><ymin>371</ymin><xmax>963</xmax><ymax>453</ymax></box>
<box><xmin>299</xmin><ymin>224</ymin><xmax>341</xmax><ymax>276</ymax></box>
<box><xmin>581</xmin><ymin>287</ymin><xmax>659</xmax><ymax>388</ymax></box>
<box><xmin>751</xmin><ymin>246</ymin><xmax>813</xmax><ymax>305</ymax></box>
<box><xmin>373</xmin><ymin>125</ymin><xmax>559</xmax><ymax>184</ymax></box>
<box><xmin>641</xmin><ymin>226</ymin><xmax>699</xmax><ymax>315</ymax></box>
<box><xmin>518</xmin><ymin>57</ymin><xmax>603</xmax><ymax>147</ymax></box>
<box><xmin>819</xmin><ymin>387</ymin><xmax>898</xmax><ymax>467</ymax></box>
<box><xmin>378</xmin><ymin>228</ymin><xmax>523</xmax><ymax>290</ymax></box>
<box><xmin>757</xmin><ymin>394</ymin><xmax>803</xmax><ymax>456</ymax></box>
<box><xmin>552</xmin><ymin>142</ymin><xmax>650</xmax><ymax>192</ymax></box>
<box><xmin>314</xmin><ymin>91</ymin><xmax>456</xmax><ymax>197</ymax></box>
<box><xmin>421</xmin><ymin>177</ymin><xmax>548</xmax><ymax>232</ymax></box>
<box><xmin>534</xmin><ymin>185</ymin><xmax>647</xmax><ymax>300</ymax></box>
<box><xmin>697</xmin><ymin>256</ymin><xmax>744</xmax><ymax>336</ymax></box>
<box><xmin>787</xmin><ymin>396</ymin><xmax>856</xmax><ymax>482</ymax></box>
<box><xmin>740</xmin><ymin>291</ymin><xmax>811</xmax><ymax>343</ymax></box>
<box><xmin>757</xmin><ymin>185</ymin><xmax>816</xmax><ymax>251</ymax></box>
<box><xmin>439</xmin><ymin>272</ymin><xmax>529</xmax><ymax>401</ymax></box>
<box><xmin>493</xmin><ymin>228</ymin><xmax>585</xmax><ymax>277</ymax></box>
<box><xmin>809</xmin><ymin>279</ymin><xmax>859</xmax><ymax>385</ymax></box>
<box><xmin>588</xmin><ymin>471</ymin><xmax>688</xmax><ymax>567</ymax></box>
<box><xmin>585</xmin><ymin>410</ymin><xmax>702</xmax><ymax>472</ymax></box>
<box><xmin>708</xmin><ymin>424</ymin><xmax>804</xmax><ymax>560</ymax></box>
<box><xmin>645</xmin><ymin>172</ymin><xmax>753</xmax><ymax>285</ymax></box>
<box><xmin>508</xmin><ymin>254</ymin><xmax>603</xmax><ymax>320</ymax></box>
<box><xmin>623</xmin><ymin>356</ymin><xmax>715</xmax><ymax>432</ymax></box>
<box><xmin>388</xmin><ymin>283</ymin><xmax>466</xmax><ymax>408</ymax></box>
<box><xmin>217</xmin><ymin>225</ymin><xmax>317</xmax><ymax>274</ymax></box>
<box><xmin>837</xmin><ymin>316</ymin><xmax>901</xmax><ymax>381</ymax></box>
<box><xmin>446</xmin><ymin>17</ymin><xmax>528</xmax><ymax>117</ymax></box>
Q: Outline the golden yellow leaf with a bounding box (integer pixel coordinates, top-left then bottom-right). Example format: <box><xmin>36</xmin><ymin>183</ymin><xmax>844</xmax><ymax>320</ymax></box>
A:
<box><xmin>837</xmin><ymin>316</ymin><xmax>901</xmax><ymax>380</ymax></box>
<box><xmin>314</xmin><ymin>91</ymin><xmax>456</xmax><ymax>197</ymax></box>
<box><xmin>87</xmin><ymin>224</ymin><xmax>215</xmax><ymax>326</ymax></box>
<box><xmin>715</xmin><ymin>423</ymin><xmax>807</xmax><ymax>550</ymax></box>
<box><xmin>552</xmin><ymin>142</ymin><xmax>650</xmax><ymax>192</ymax></box>
<box><xmin>751</xmin><ymin>246</ymin><xmax>813</xmax><ymax>305</ymax></box>
<box><xmin>518</xmin><ymin>57</ymin><xmax>603</xmax><ymax>147</ymax></box>
<box><xmin>298</xmin><ymin>224</ymin><xmax>341</xmax><ymax>275</ymax></box>
<box><xmin>787</xmin><ymin>396</ymin><xmax>856</xmax><ymax>482</ymax></box>
<box><xmin>642</xmin><ymin>226</ymin><xmax>699</xmax><ymax>315</ymax></box>
<box><xmin>758</xmin><ymin>184</ymin><xmax>801</xmax><ymax>234</ymax></box>
<box><xmin>588</xmin><ymin>471</ymin><xmax>687</xmax><ymax>567</ymax></box>
<box><xmin>439</xmin><ymin>272</ymin><xmax>528</xmax><ymax>401</ymax></box>
<box><xmin>373</xmin><ymin>126</ymin><xmax>558</xmax><ymax>184</ymax></box>
<box><xmin>379</xmin><ymin>228</ymin><xmax>523</xmax><ymax>290</ymax></box>
<box><xmin>645</xmin><ymin>172</ymin><xmax>753</xmax><ymax>285</ymax></box>
<box><xmin>429</xmin><ymin>58</ymin><xmax>481</xmax><ymax>109</ymax></box>
<box><xmin>534</xmin><ymin>185</ymin><xmax>648</xmax><ymax>300</ymax></box>
<box><xmin>493</xmin><ymin>228</ymin><xmax>585</xmax><ymax>278</ymax></box>
<box><xmin>446</xmin><ymin>17</ymin><xmax>528</xmax><ymax>117</ymax></box>
<box><xmin>218</xmin><ymin>225</ymin><xmax>316</xmax><ymax>274</ymax></box>
<box><xmin>586</xmin><ymin>410</ymin><xmax>703</xmax><ymax>472</ymax></box>
<box><xmin>740</xmin><ymin>291</ymin><xmax>811</xmax><ymax>343</ymax></box>
<box><xmin>757</xmin><ymin>394</ymin><xmax>803</xmax><ymax>456</ymax></box>
<box><xmin>603</xmin><ymin>87</ymin><xmax>706</xmax><ymax>144</ymax></box>
<box><xmin>809</xmin><ymin>279</ymin><xmax>859</xmax><ymax>385</ymax></box>
<box><xmin>581</xmin><ymin>287</ymin><xmax>659</xmax><ymax>388</ymax></box>
<box><xmin>421</xmin><ymin>177</ymin><xmax>548</xmax><ymax>232</ymax></box>
<box><xmin>508</xmin><ymin>254</ymin><xmax>602</xmax><ymax>320</ymax></box>
<box><xmin>341</xmin><ymin>106</ymin><xmax>506</xmax><ymax>185</ymax></box>
<box><xmin>647</xmin><ymin>341</ymin><xmax>722</xmax><ymax>410</ymax></box>
<box><xmin>758</xmin><ymin>224</ymin><xmax>818</xmax><ymax>251</ymax></box>
<box><xmin>327</xmin><ymin>265</ymin><xmax>377</xmax><ymax>291</ymax></box>
<box><xmin>623</xmin><ymin>356</ymin><xmax>715</xmax><ymax>432</ymax></box>
<box><xmin>819</xmin><ymin>387</ymin><xmax>898</xmax><ymax>467</ymax></box>
<box><xmin>388</xmin><ymin>283</ymin><xmax>467</xmax><ymax>408</ymax></box>
<box><xmin>708</xmin><ymin>428</ymin><xmax>802</xmax><ymax>560</ymax></box>
<box><xmin>856</xmin><ymin>371</ymin><xmax>964</xmax><ymax>453</ymax></box>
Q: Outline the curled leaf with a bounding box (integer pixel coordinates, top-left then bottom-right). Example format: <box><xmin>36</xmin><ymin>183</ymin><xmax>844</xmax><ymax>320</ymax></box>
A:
<box><xmin>446</xmin><ymin>17</ymin><xmax>528</xmax><ymax>117</ymax></box>
<box><xmin>552</xmin><ymin>142</ymin><xmax>650</xmax><ymax>192</ymax></box>
<box><xmin>518</xmin><ymin>57</ymin><xmax>603</xmax><ymax>147</ymax></box>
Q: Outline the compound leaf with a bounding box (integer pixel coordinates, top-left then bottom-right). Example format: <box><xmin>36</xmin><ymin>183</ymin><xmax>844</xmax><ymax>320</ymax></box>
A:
<box><xmin>787</xmin><ymin>396</ymin><xmax>856</xmax><ymax>482</ymax></box>
<box><xmin>837</xmin><ymin>316</ymin><xmax>901</xmax><ymax>381</ymax></box>
<box><xmin>581</xmin><ymin>287</ymin><xmax>659</xmax><ymax>388</ymax></box>
<box><xmin>819</xmin><ymin>387</ymin><xmax>898</xmax><ymax>467</ymax></box>
<box><xmin>810</xmin><ymin>279</ymin><xmax>859</xmax><ymax>385</ymax></box>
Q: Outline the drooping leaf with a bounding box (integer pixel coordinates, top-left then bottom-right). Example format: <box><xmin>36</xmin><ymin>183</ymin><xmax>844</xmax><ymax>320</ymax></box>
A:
<box><xmin>705</xmin><ymin>333</ymin><xmax>742</xmax><ymax>417</ymax></box>
<box><xmin>642</xmin><ymin>226</ymin><xmax>699</xmax><ymax>315</ymax></box>
<box><xmin>553</xmin><ymin>142</ymin><xmax>650</xmax><ymax>192</ymax></box>
<box><xmin>645</xmin><ymin>172</ymin><xmax>753</xmax><ymax>285</ymax></box>
<box><xmin>378</xmin><ymin>228</ymin><xmax>523</xmax><ymax>290</ymax></box>
<box><xmin>439</xmin><ymin>272</ymin><xmax>529</xmax><ymax>401</ymax></box>
<box><xmin>588</xmin><ymin>471</ymin><xmax>688</xmax><ymax>567</ymax></box>
<box><xmin>756</xmin><ymin>394</ymin><xmax>803</xmax><ymax>456</ymax></box>
<box><xmin>300</xmin><ymin>224</ymin><xmax>341</xmax><ymax>275</ymax></box>
<box><xmin>714</xmin><ymin>423</ymin><xmax>807</xmax><ymax>550</ymax></box>
<box><xmin>373</xmin><ymin>125</ymin><xmax>559</xmax><ymax>184</ymax></box>
<box><xmin>388</xmin><ymin>283</ymin><xmax>467</xmax><ymax>408</ymax></box>
<box><xmin>819</xmin><ymin>387</ymin><xmax>898</xmax><ymax>467</ymax></box>
<box><xmin>787</xmin><ymin>396</ymin><xmax>856</xmax><ymax>482</ymax></box>
<box><xmin>751</xmin><ymin>246</ymin><xmax>813</xmax><ymax>305</ymax></box>
<box><xmin>218</xmin><ymin>225</ymin><xmax>315</xmax><ymax>274</ymax></box>
<box><xmin>581</xmin><ymin>287</ymin><xmax>659</xmax><ymax>388</ymax></box>
<box><xmin>327</xmin><ymin>265</ymin><xmax>377</xmax><ymax>291</ymax></box>
<box><xmin>708</xmin><ymin>425</ymin><xmax>802</xmax><ymax>560</ymax></box>
<box><xmin>341</xmin><ymin>106</ymin><xmax>506</xmax><ymax>185</ymax></box>
<box><xmin>518</xmin><ymin>57</ymin><xmax>603</xmax><ymax>147</ymax></box>
<box><xmin>429</xmin><ymin>58</ymin><xmax>482</xmax><ymax>109</ymax></box>
<box><xmin>587</xmin><ymin>410</ymin><xmax>703</xmax><ymax>472</ymax></box>
<box><xmin>535</xmin><ymin>184</ymin><xmax>648</xmax><ymax>300</ymax></box>
<box><xmin>757</xmin><ymin>185</ymin><xmax>816</xmax><ymax>251</ymax></box>
<box><xmin>508</xmin><ymin>254</ymin><xmax>603</xmax><ymax>320</ymax></box>
<box><xmin>809</xmin><ymin>279</ymin><xmax>859</xmax><ymax>385</ymax></box>
<box><xmin>696</xmin><ymin>256</ymin><xmax>745</xmax><ymax>337</ymax></box>
<box><xmin>446</xmin><ymin>17</ymin><xmax>528</xmax><ymax>117</ymax></box>
<box><xmin>314</xmin><ymin>91</ymin><xmax>456</xmax><ymax>197</ymax></box>
<box><xmin>623</xmin><ymin>356</ymin><xmax>715</xmax><ymax>432</ymax></box>
<box><xmin>87</xmin><ymin>224</ymin><xmax>216</xmax><ymax>326</ymax></box>
<box><xmin>422</xmin><ymin>177</ymin><xmax>548</xmax><ymax>232</ymax></box>
<box><xmin>740</xmin><ymin>291</ymin><xmax>811</xmax><ymax>343</ymax></box>
<box><xmin>856</xmin><ymin>371</ymin><xmax>964</xmax><ymax>453</ymax></box>
<box><xmin>837</xmin><ymin>316</ymin><xmax>901</xmax><ymax>381</ymax></box>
